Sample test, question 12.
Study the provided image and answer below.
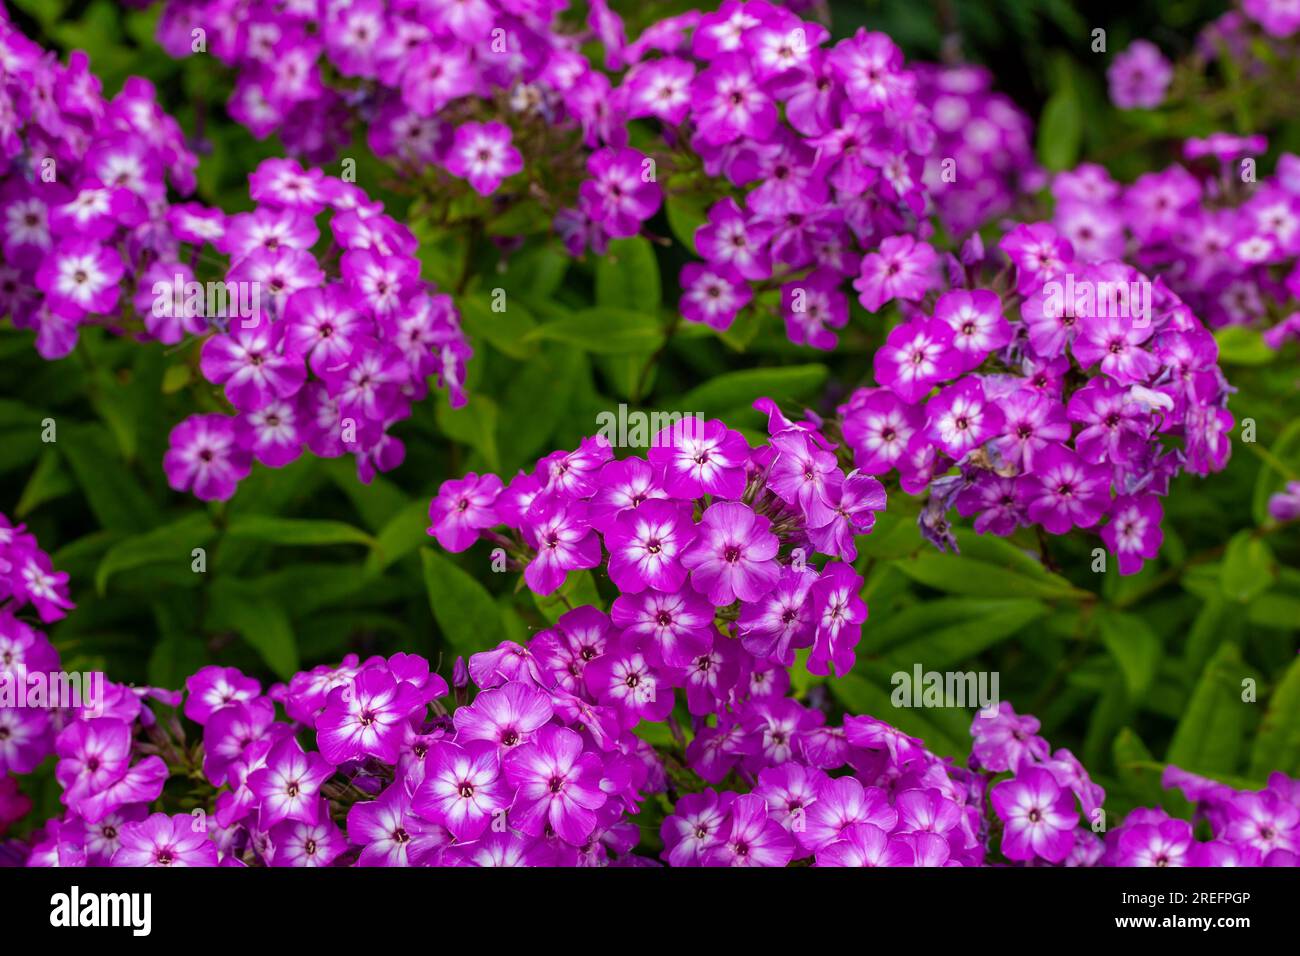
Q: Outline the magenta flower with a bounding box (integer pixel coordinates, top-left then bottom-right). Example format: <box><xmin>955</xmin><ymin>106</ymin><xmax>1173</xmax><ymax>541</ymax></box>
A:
<box><xmin>681</xmin><ymin>501</ymin><xmax>780</xmax><ymax>605</ymax></box>
<box><xmin>840</xmin><ymin>388</ymin><xmax>924</xmax><ymax>474</ymax></box>
<box><xmin>737</xmin><ymin>566</ymin><xmax>817</xmax><ymax>665</ymax></box>
<box><xmin>183</xmin><ymin>665</ymin><xmax>262</xmax><ymax>725</ymax></box>
<box><xmin>991</xmin><ymin>767</ymin><xmax>1078</xmax><ymax>863</ymax></box>
<box><xmin>924</xmin><ymin>377</ymin><xmax>1005</xmax><ymax>460</ymax></box>
<box><xmin>808</xmin><ymin>561</ymin><xmax>868</xmax><ymax>677</ymax></box>
<box><xmin>605</xmin><ymin>499</ymin><xmax>697</xmax><ymax>594</ymax></box>
<box><xmin>444</xmin><ymin>121</ymin><xmax>523</xmax><ymax>196</ymax></box>
<box><xmin>112</xmin><ymin>813</ymin><xmax>218</xmax><ymax>867</ymax></box>
<box><xmin>1015</xmin><ymin>445</ymin><xmax>1111</xmax><ymax>534</ymax></box>
<box><xmin>1073</xmin><ymin>311</ymin><xmax>1157</xmax><ymax>384</ymax></box>
<box><xmin>970</xmin><ymin>702</ymin><xmax>1050</xmax><ymax>773</ymax></box>
<box><xmin>200</xmin><ymin>320</ymin><xmax>306</xmax><ymax>413</ymax></box>
<box><xmin>826</xmin><ymin>30</ymin><xmax>907</xmax><ymax>111</ymax></box>
<box><xmin>854</xmin><ymin>235</ymin><xmax>936</xmax><ymax>312</ymax></box>
<box><xmin>988</xmin><ymin>389</ymin><xmax>1071</xmax><ymax>474</ymax></box>
<box><xmin>624</xmin><ymin>56</ymin><xmax>695</xmax><ymax>125</ymax></box>
<box><xmin>817</xmin><ymin>823</ymin><xmax>915</xmax><ymax>867</ymax></box>
<box><xmin>873</xmin><ymin>316</ymin><xmax>959</xmax><ymax>403</ymax></box>
<box><xmin>808</xmin><ymin>472</ymin><xmax>888</xmax><ymax>561</ymax></box>
<box><xmin>1113</xmin><ymin>816</ymin><xmax>1195</xmax><ymax>867</ymax></box>
<box><xmin>1107</xmin><ymin>40</ymin><xmax>1173</xmax><ymax>110</ymax></box>
<box><xmin>1101</xmin><ymin>495</ymin><xmax>1164</xmax><ymax>575</ymax></box>
<box><xmin>696</xmin><ymin>197</ymin><xmax>772</xmax><ymax>281</ymax></box>
<box><xmin>661</xmin><ymin>790</ymin><xmax>733</xmax><ymax>866</ymax></box>
<box><xmin>247</xmin><ymin>737</ymin><xmax>335</xmax><ymax>830</ymax></box>
<box><xmin>316</xmin><ymin>667</ymin><xmax>424</xmax><ymax>765</ymax></box>
<box><xmin>346</xmin><ymin>781</ymin><xmax>449</xmax><ymax>866</ymax></box>
<box><xmin>679</xmin><ymin>262</ymin><xmax>753</xmax><ymax>330</ymax></box>
<box><xmin>271</xmin><ymin>816</ymin><xmax>347</xmax><ymax>867</ymax></box>
<box><xmin>803</xmin><ymin>778</ymin><xmax>897</xmax><ymax>853</ymax></box>
<box><xmin>522</xmin><ymin>501</ymin><xmax>601</xmax><ymax>596</ymax></box>
<box><xmin>428</xmin><ymin>472</ymin><xmax>503</xmax><ymax>553</ymax></box>
<box><xmin>502</xmin><ymin>725</ymin><xmax>607</xmax><ymax>845</ymax></box>
<box><xmin>933</xmin><ymin>289</ymin><xmax>1011</xmax><ymax>371</ymax></box>
<box><xmin>412</xmin><ymin>740</ymin><xmax>508</xmax><ymax>842</ymax></box>
<box><xmin>767</xmin><ymin>429</ymin><xmax>843</xmax><ymax>528</ymax></box>
<box><xmin>648</xmin><ymin>417</ymin><xmax>750</xmax><ymax>499</ymax></box>
<box><xmin>583</xmin><ymin>633</ymin><xmax>675</xmax><ymax>726</ymax></box>
<box><xmin>691</xmin><ymin>52</ymin><xmax>776</xmax><ymax>145</ymax></box>
<box><xmin>704</xmin><ymin>793</ymin><xmax>795</xmax><ymax>867</ymax></box>
<box><xmin>579</xmin><ymin>147</ymin><xmax>662</xmax><ymax>239</ymax></box>
<box><xmin>610</xmin><ymin>586</ymin><xmax>715</xmax><ymax>668</ymax></box>
<box><xmin>453</xmin><ymin>681</ymin><xmax>554</xmax><ymax>754</ymax></box>
<box><xmin>34</xmin><ymin>238</ymin><xmax>124</xmax><ymax>316</ymax></box>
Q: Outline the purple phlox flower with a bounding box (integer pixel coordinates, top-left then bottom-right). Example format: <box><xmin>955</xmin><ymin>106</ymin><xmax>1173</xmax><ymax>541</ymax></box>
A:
<box><xmin>992</xmin><ymin>766</ymin><xmax>1079</xmax><ymax>864</ymax></box>
<box><xmin>808</xmin><ymin>561</ymin><xmax>867</xmax><ymax>677</ymax></box>
<box><xmin>112</xmin><ymin>813</ymin><xmax>219</xmax><ymax>867</ymax></box>
<box><xmin>647</xmin><ymin>417</ymin><xmax>750</xmax><ymax>499</ymax></box>
<box><xmin>854</xmin><ymin>235</ymin><xmax>936</xmax><ymax>312</ymax></box>
<box><xmin>247</xmin><ymin>736</ymin><xmax>335</xmax><ymax>830</ymax></box>
<box><xmin>412</xmin><ymin>739</ymin><xmax>508</xmax><ymax>843</ymax></box>
<box><xmin>316</xmin><ymin>667</ymin><xmax>424</xmax><ymax>765</ymax></box>
<box><xmin>428</xmin><ymin>472</ymin><xmax>503</xmax><ymax>553</ymax></box>
<box><xmin>681</xmin><ymin>501</ymin><xmax>780</xmax><ymax>605</ymax></box>
<box><xmin>703</xmin><ymin>792</ymin><xmax>796</xmax><ymax>867</ymax></box>
<box><xmin>453</xmin><ymin>680</ymin><xmax>555</xmax><ymax>754</ymax></box>
<box><xmin>502</xmin><ymin>724</ymin><xmax>608</xmax><ymax>846</ymax></box>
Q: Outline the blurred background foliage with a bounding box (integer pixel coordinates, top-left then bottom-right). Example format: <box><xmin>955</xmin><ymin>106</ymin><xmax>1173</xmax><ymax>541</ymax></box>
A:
<box><xmin>2</xmin><ymin>0</ymin><xmax>1298</xmax><ymax>833</ymax></box>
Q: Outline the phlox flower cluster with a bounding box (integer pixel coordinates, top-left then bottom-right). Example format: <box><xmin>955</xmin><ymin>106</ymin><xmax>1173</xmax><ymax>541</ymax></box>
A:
<box><xmin>5</xmin><ymin>519</ymin><xmax>1294</xmax><ymax>867</ymax></box>
<box><xmin>1</xmin><ymin>511</ymin><xmax>76</xmax><ymax>837</ymax></box>
<box><xmin>148</xmin><ymin>1</ymin><xmax>1046</xmax><ymax>352</ymax></box>
<box><xmin>12</xmin><ymin>650</ymin><xmax>658</xmax><ymax>867</ymax></box>
<box><xmin>163</xmin><ymin>156</ymin><xmax>471</xmax><ymax>501</ymax></box>
<box><xmin>0</xmin><ymin>16</ymin><xmax>473</xmax><ymax>500</ymax></box>
<box><xmin>1049</xmin><ymin>144</ymin><xmax>1300</xmax><ymax>348</ymax></box>
<box><xmin>915</xmin><ymin>63</ymin><xmax>1041</xmax><ymax>236</ymax></box>
<box><xmin>836</xmin><ymin>218</ymin><xmax>1234</xmax><ymax>572</ymax></box>
<box><xmin>428</xmin><ymin>402</ymin><xmax>886</xmax><ymax>678</ymax></box>
<box><xmin>0</xmin><ymin>13</ymin><xmax>197</xmax><ymax>359</ymax></box>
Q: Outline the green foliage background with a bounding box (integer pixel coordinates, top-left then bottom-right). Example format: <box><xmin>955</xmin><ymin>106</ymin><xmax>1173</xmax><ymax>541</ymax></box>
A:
<box><xmin>3</xmin><ymin>0</ymin><xmax>1299</xmax><ymax>834</ymax></box>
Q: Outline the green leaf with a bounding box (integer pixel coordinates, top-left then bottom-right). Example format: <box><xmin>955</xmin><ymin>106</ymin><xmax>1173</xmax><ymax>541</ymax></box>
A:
<box><xmin>595</xmin><ymin>237</ymin><xmax>661</xmax><ymax>315</ymax></box>
<box><xmin>459</xmin><ymin>293</ymin><xmax>539</xmax><ymax>360</ymax></box>
<box><xmin>1250</xmin><ymin>656</ymin><xmax>1300</xmax><ymax>778</ymax></box>
<box><xmin>1036</xmin><ymin>82</ymin><xmax>1082</xmax><ymax>171</ymax></box>
<box><xmin>420</xmin><ymin>548</ymin><xmax>505</xmax><ymax>655</ymax></box>
<box><xmin>365</xmin><ymin>499</ymin><xmax>432</xmax><ymax>575</ymax></box>
<box><xmin>875</xmin><ymin>598</ymin><xmax>1047</xmax><ymax>670</ymax></box>
<box><xmin>1166</xmin><ymin>643</ymin><xmax>1249</xmax><ymax>776</ymax></box>
<box><xmin>1248</xmin><ymin>591</ymin><xmax>1300</xmax><ymax>630</ymax></box>
<box><xmin>678</xmin><ymin>364</ymin><xmax>829</xmax><ymax>417</ymax></box>
<box><xmin>1251</xmin><ymin>419</ymin><xmax>1300</xmax><ymax>525</ymax></box>
<box><xmin>1219</xmin><ymin>530</ymin><xmax>1275</xmax><ymax>602</ymax></box>
<box><xmin>1112</xmin><ymin>728</ymin><xmax>1164</xmax><ymax>807</ymax></box>
<box><xmin>225</xmin><ymin>516</ymin><xmax>375</xmax><ymax>549</ymax></box>
<box><xmin>58</xmin><ymin>424</ymin><xmax>160</xmax><ymax>532</ymax></box>
<box><xmin>892</xmin><ymin>545</ymin><xmax>1088</xmax><ymax>600</ymax></box>
<box><xmin>531</xmin><ymin>570</ymin><xmax>602</xmax><ymax>625</ymax></box>
<box><xmin>15</xmin><ymin>448</ymin><xmax>73</xmax><ymax>517</ymax></box>
<box><xmin>206</xmin><ymin>581</ymin><xmax>299</xmax><ymax>679</ymax></box>
<box><xmin>436</xmin><ymin>393</ymin><xmax>500</xmax><ymax>472</ymax></box>
<box><xmin>665</xmin><ymin>191</ymin><xmax>708</xmax><ymax>255</ymax></box>
<box><xmin>1097</xmin><ymin>608</ymin><xmax>1162</xmax><ymax>698</ymax></box>
<box><xmin>526</xmin><ymin>307</ymin><xmax>664</xmax><ymax>354</ymax></box>
<box><xmin>248</xmin><ymin>563</ymin><xmax>372</xmax><ymax>618</ymax></box>
<box><xmin>1214</xmin><ymin>326</ymin><xmax>1276</xmax><ymax>366</ymax></box>
<box><xmin>95</xmin><ymin>512</ymin><xmax>216</xmax><ymax>595</ymax></box>
<box><xmin>498</xmin><ymin>348</ymin><xmax>581</xmax><ymax>471</ymax></box>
